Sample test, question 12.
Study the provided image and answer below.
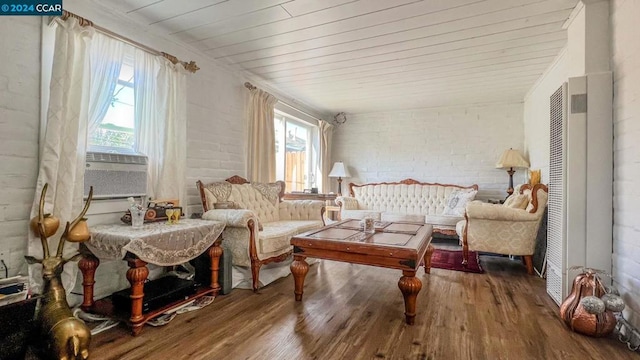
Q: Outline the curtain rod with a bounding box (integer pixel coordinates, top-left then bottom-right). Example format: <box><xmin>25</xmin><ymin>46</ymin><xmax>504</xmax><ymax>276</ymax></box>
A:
<box><xmin>60</xmin><ymin>10</ymin><xmax>200</xmax><ymax>73</ymax></box>
<box><xmin>244</xmin><ymin>81</ymin><xmax>322</xmax><ymax>122</ymax></box>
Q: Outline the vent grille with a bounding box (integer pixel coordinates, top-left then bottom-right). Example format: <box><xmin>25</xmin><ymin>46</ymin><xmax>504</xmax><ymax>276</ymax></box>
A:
<box><xmin>547</xmin><ymin>84</ymin><xmax>566</xmax><ymax>302</ymax></box>
<box><xmin>546</xmin><ymin>262</ymin><xmax>563</xmax><ymax>306</ymax></box>
<box><xmin>86</xmin><ymin>151</ymin><xmax>148</xmax><ymax>165</ymax></box>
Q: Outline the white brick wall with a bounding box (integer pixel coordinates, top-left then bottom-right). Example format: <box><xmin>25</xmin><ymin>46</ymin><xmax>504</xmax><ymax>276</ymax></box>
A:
<box><xmin>523</xmin><ymin>1</ymin><xmax>640</xmax><ymax>329</ymax></box>
<box><xmin>523</xmin><ymin>49</ymin><xmax>568</xmax><ymax>184</ymax></box>
<box><xmin>0</xmin><ymin>17</ymin><xmax>41</xmax><ymax>277</ymax></box>
<box><xmin>611</xmin><ymin>0</ymin><xmax>640</xmax><ymax>328</ymax></box>
<box><xmin>185</xmin><ymin>69</ymin><xmax>245</xmax><ymax>216</ymax></box>
<box><xmin>331</xmin><ymin>103</ymin><xmax>526</xmax><ymax>200</ymax></box>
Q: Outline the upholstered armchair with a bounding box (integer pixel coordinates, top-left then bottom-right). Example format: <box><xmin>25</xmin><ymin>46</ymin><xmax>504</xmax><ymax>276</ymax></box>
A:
<box><xmin>197</xmin><ymin>176</ymin><xmax>325</xmax><ymax>291</ymax></box>
<box><xmin>333</xmin><ymin>195</ymin><xmax>382</xmax><ymax>221</ymax></box>
<box><xmin>455</xmin><ymin>184</ymin><xmax>548</xmax><ymax>274</ymax></box>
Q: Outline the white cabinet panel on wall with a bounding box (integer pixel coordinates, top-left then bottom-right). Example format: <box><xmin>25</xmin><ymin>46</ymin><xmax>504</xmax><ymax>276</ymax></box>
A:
<box><xmin>546</xmin><ymin>72</ymin><xmax>613</xmax><ymax>305</ymax></box>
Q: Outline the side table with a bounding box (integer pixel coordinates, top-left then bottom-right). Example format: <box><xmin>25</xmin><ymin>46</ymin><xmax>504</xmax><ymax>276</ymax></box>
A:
<box><xmin>283</xmin><ymin>193</ymin><xmax>339</xmax><ymax>221</ymax></box>
<box><xmin>325</xmin><ymin>205</ymin><xmax>340</xmax><ymax>221</ymax></box>
<box><xmin>282</xmin><ymin>192</ymin><xmax>337</xmax><ymax>202</ymax></box>
<box><xmin>79</xmin><ymin>219</ymin><xmax>225</xmax><ymax>335</ymax></box>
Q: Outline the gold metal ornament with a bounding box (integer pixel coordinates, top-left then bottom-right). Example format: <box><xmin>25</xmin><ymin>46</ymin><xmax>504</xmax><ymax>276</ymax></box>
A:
<box><xmin>25</xmin><ymin>183</ymin><xmax>94</xmax><ymax>360</ymax></box>
<box><xmin>30</xmin><ymin>213</ymin><xmax>60</xmax><ymax>238</ymax></box>
<box><xmin>67</xmin><ymin>218</ymin><xmax>90</xmax><ymax>243</ymax></box>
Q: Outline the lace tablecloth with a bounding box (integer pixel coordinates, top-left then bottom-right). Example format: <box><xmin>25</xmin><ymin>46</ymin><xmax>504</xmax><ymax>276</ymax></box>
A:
<box><xmin>86</xmin><ymin>219</ymin><xmax>225</xmax><ymax>266</ymax></box>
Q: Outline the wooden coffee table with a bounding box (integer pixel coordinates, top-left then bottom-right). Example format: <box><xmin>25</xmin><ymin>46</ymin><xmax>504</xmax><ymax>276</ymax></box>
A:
<box><xmin>290</xmin><ymin>219</ymin><xmax>434</xmax><ymax>325</ymax></box>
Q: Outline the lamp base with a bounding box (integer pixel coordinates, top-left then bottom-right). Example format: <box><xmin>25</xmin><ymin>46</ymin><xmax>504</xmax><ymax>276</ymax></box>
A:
<box><xmin>506</xmin><ymin>168</ymin><xmax>516</xmax><ymax>197</ymax></box>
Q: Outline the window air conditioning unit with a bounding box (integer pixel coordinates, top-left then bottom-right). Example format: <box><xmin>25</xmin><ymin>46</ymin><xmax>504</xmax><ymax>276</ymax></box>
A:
<box><xmin>84</xmin><ymin>151</ymin><xmax>148</xmax><ymax>199</ymax></box>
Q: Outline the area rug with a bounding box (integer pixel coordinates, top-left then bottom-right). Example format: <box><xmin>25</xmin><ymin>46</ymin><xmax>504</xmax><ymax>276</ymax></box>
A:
<box><xmin>430</xmin><ymin>249</ymin><xmax>484</xmax><ymax>273</ymax></box>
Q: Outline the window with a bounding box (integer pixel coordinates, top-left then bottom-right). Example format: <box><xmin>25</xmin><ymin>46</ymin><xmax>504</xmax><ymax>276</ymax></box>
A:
<box><xmin>88</xmin><ymin>50</ymin><xmax>136</xmax><ymax>153</ymax></box>
<box><xmin>274</xmin><ymin>110</ymin><xmax>319</xmax><ymax>192</ymax></box>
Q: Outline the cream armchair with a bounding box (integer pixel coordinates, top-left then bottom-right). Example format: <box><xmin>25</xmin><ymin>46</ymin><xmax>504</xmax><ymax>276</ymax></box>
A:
<box><xmin>197</xmin><ymin>176</ymin><xmax>325</xmax><ymax>291</ymax></box>
<box><xmin>455</xmin><ymin>184</ymin><xmax>548</xmax><ymax>275</ymax></box>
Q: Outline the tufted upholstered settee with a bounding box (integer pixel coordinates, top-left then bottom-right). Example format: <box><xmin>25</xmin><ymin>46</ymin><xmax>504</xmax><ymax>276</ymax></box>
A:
<box><xmin>197</xmin><ymin>175</ymin><xmax>325</xmax><ymax>291</ymax></box>
<box><xmin>335</xmin><ymin>179</ymin><xmax>478</xmax><ymax>236</ymax></box>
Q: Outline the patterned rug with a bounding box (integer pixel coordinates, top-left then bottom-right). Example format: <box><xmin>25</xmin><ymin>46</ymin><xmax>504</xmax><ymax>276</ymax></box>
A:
<box><xmin>430</xmin><ymin>249</ymin><xmax>484</xmax><ymax>273</ymax></box>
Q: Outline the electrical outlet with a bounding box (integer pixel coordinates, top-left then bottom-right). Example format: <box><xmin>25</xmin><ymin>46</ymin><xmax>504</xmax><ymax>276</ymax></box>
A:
<box><xmin>0</xmin><ymin>259</ymin><xmax>6</xmax><ymax>279</ymax></box>
<box><xmin>0</xmin><ymin>249</ymin><xmax>8</xmax><ymax>273</ymax></box>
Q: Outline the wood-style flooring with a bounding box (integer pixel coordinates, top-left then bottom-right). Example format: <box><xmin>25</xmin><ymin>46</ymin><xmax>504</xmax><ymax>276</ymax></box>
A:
<box><xmin>89</xmin><ymin>252</ymin><xmax>637</xmax><ymax>360</ymax></box>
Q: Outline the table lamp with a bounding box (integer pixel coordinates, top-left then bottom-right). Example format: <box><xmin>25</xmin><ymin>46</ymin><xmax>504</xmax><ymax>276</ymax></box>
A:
<box><xmin>496</xmin><ymin>148</ymin><xmax>529</xmax><ymax>197</ymax></box>
<box><xmin>328</xmin><ymin>161</ymin><xmax>351</xmax><ymax>195</ymax></box>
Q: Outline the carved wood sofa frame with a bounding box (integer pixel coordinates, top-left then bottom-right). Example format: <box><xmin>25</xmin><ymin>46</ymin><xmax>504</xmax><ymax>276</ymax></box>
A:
<box><xmin>344</xmin><ymin>178</ymin><xmax>479</xmax><ymax>236</ymax></box>
<box><xmin>197</xmin><ymin>175</ymin><xmax>325</xmax><ymax>291</ymax></box>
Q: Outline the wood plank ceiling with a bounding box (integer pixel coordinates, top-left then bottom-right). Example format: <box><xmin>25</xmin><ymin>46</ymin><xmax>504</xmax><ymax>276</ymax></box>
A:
<box><xmin>100</xmin><ymin>0</ymin><xmax>579</xmax><ymax>114</ymax></box>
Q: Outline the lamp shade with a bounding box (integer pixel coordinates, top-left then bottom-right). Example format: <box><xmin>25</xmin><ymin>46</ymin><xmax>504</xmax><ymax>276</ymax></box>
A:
<box><xmin>496</xmin><ymin>149</ymin><xmax>529</xmax><ymax>169</ymax></box>
<box><xmin>328</xmin><ymin>161</ymin><xmax>351</xmax><ymax>178</ymax></box>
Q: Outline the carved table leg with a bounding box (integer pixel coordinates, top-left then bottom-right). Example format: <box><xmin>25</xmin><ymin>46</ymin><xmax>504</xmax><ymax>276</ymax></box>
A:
<box><xmin>523</xmin><ymin>255</ymin><xmax>534</xmax><ymax>275</ymax></box>
<box><xmin>398</xmin><ymin>270</ymin><xmax>422</xmax><ymax>325</ymax></box>
<box><xmin>424</xmin><ymin>244</ymin><xmax>435</xmax><ymax>274</ymax></box>
<box><xmin>462</xmin><ymin>242</ymin><xmax>469</xmax><ymax>267</ymax></box>
<box><xmin>290</xmin><ymin>255</ymin><xmax>309</xmax><ymax>301</ymax></box>
<box><xmin>126</xmin><ymin>257</ymin><xmax>149</xmax><ymax>336</ymax></box>
<box><xmin>78</xmin><ymin>254</ymin><xmax>99</xmax><ymax>311</ymax></box>
<box><xmin>208</xmin><ymin>241</ymin><xmax>223</xmax><ymax>295</ymax></box>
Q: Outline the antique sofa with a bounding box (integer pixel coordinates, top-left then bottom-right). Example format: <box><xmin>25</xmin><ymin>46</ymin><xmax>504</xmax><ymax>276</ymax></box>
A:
<box><xmin>197</xmin><ymin>176</ymin><xmax>325</xmax><ymax>291</ymax></box>
<box><xmin>456</xmin><ymin>184</ymin><xmax>548</xmax><ymax>274</ymax></box>
<box><xmin>335</xmin><ymin>179</ymin><xmax>478</xmax><ymax>235</ymax></box>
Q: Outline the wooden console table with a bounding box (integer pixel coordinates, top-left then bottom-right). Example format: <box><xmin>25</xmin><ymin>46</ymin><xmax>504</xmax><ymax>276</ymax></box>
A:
<box><xmin>283</xmin><ymin>192</ymin><xmax>337</xmax><ymax>201</ymax></box>
<box><xmin>79</xmin><ymin>219</ymin><xmax>225</xmax><ymax>335</ymax></box>
<box><xmin>283</xmin><ymin>193</ymin><xmax>339</xmax><ymax>220</ymax></box>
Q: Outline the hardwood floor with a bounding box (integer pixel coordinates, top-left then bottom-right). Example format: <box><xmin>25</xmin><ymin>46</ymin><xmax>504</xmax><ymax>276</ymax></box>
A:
<box><xmin>90</xmin><ymin>254</ymin><xmax>636</xmax><ymax>360</ymax></box>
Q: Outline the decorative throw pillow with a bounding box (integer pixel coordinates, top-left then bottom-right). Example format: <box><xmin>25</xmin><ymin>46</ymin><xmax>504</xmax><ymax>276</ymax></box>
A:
<box><xmin>442</xmin><ymin>190</ymin><xmax>478</xmax><ymax>216</ymax></box>
<box><xmin>252</xmin><ymin>182</ymin><xmax>282</xmax><ymax>205</ymax></box>
<box><xmin>503</xmin><ymin>194</ymin><xmax>529</xmax><ymax>210</ymax></box>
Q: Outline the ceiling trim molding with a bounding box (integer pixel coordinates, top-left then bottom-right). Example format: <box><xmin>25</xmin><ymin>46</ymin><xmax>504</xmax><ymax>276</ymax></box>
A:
<box><xmin>524</xmin><ymin>46</ymin><xmax>568</xmax><ymax>101</ymax></box>
<box><xmin>563</xmin><ymin>1</ymin><xmax>585</xmax><ymax>30</ymax></box>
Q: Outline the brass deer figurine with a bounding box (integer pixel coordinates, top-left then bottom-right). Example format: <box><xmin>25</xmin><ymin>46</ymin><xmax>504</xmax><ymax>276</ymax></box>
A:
<box><xmin>25</xmin><ymin>183</ymin><xmax>93</xmax><ymax>360</ymax></box>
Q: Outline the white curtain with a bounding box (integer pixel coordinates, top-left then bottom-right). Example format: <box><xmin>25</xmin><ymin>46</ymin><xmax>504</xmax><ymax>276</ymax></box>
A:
<box><xmin>87</xmin><ymin>33</ymin><xmax>124</xmax><ymax>136</ymax></box>
<box><xmin>246</xmin><ymin>88</ymin><xmax>278</xmax><ymax>182</ymax></box>
<box><xmin>29</xmin><ymin>18</ymin><xmax>94</xmax><ymax>294</ymax></box>
<box><xmin>134</xmin><ymin>49</ymin><xmax>187</xmax><ymax>206</ymax></box>
<box><xmin>318</xmin><ymin>120</ymin><xmax>334</xmax><ymax>193</ymax></box>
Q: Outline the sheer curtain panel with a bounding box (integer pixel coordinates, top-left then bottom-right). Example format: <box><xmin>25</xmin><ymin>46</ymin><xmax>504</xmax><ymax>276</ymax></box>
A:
<box><xmin>29</xmin><ymin>17</ymin><xmax>94</xmax><ymax>294</ymax></box>
<box><xmin>318</xmin><ymin>120</ymin><xmax>334</xmax><ymax>194</ymax></box>
<box><xmin>134</xmin><ymin>49</ymin><xmax>187</xmax><ymax>206</ymax></box>
<box><xmin>246</xmin><ymin>88</ymin><xmax>278</xmax><ymax>183</ymax></box>
<box><xmin>87</xmin><ymin>32</ymin><xmax>124</xmax><ymax>136</ymax></box>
